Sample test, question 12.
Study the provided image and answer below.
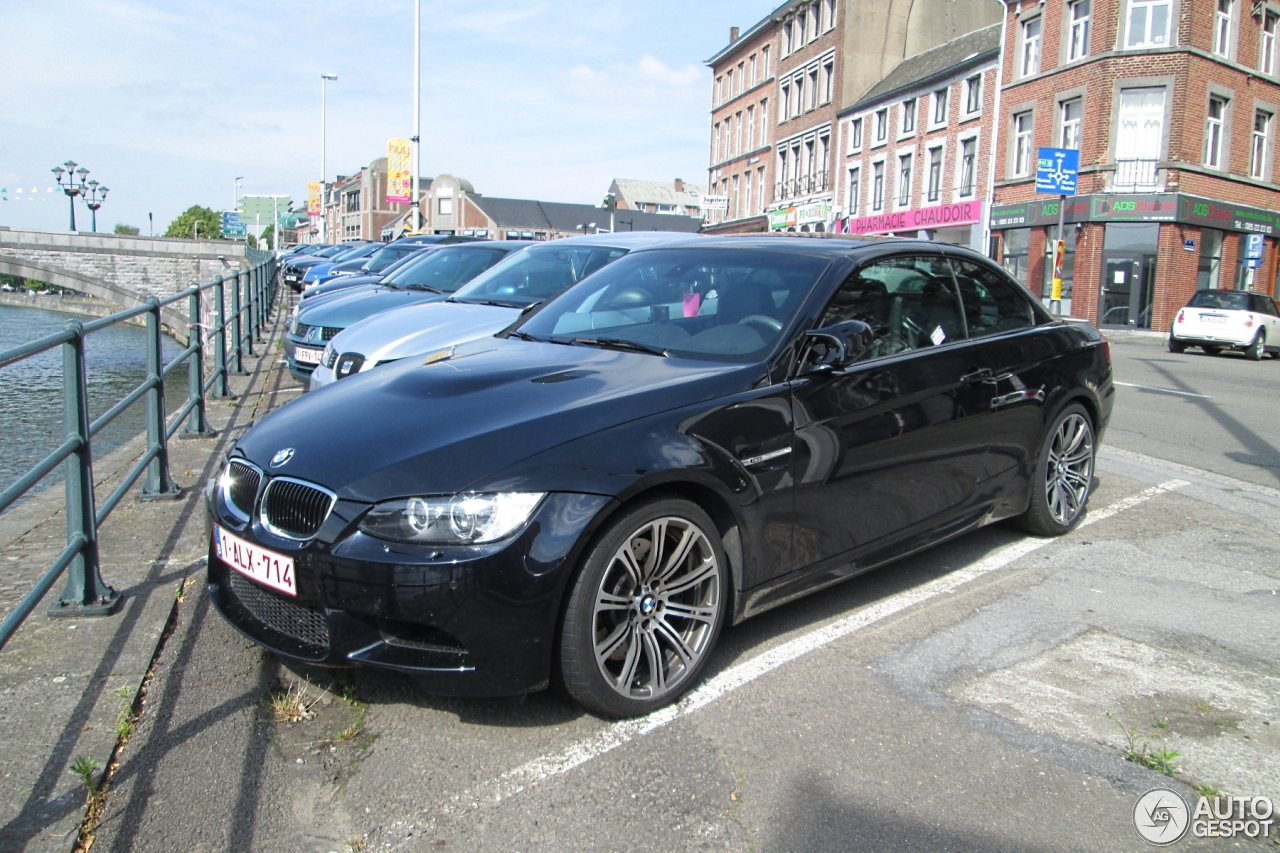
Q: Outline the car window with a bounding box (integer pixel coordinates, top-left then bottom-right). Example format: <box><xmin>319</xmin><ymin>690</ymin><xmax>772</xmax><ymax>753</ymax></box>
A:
<box><xmin>1267</xmin><ymin>297</ymin><xmax>1280</xmax><ymax>317</ymax></box>
<box><xmin>392</xmin><ymin>248</ymin><xmax>512</xmax><ymax>292</ymax></box>
<box><xmin>517</xmin><ymin>247</ymin><xmax>829</xmax><ymax>362</ymax></box>
<box><xmin>1187</xmin><ymin>290</ymin><xmax>1249</xmax><ymax>310</ymax></box>
<box><xmin>1247</xmin><ymin>294</ymin><xmax>1277</xmax><ymax>315</ymax></box>
<box><xmin>451</xmin><ymin>245</ymin><xmax>629</xmax><ymax>307</ymax></box>
<box><xmin>364</xmin><ymin>245</ymin><xmax>417</xmax><ymax>272</ymax></box>
<box><xmin>949</xmin><ymin>258</ymin><xmax>1036</xmax><ymax>338</ymax></box>
<box><xmin>820</xmin><ymin>254</ymin><xmax>966</xmax><ymax>360</ymax></box>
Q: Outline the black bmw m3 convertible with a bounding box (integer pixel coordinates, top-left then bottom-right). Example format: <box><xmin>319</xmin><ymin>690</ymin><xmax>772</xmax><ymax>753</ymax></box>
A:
<box><xmin>207</xmin><ymin>237</ymin><xmax>1113</xmax><ymax>718</ymax></box>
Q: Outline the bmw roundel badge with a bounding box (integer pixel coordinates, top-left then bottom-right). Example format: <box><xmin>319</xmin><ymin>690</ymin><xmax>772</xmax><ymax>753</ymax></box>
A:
<box><xmin>270</xmin><ymin>448</ymin><xmax>295</xmax><ymax>468</ymax></box>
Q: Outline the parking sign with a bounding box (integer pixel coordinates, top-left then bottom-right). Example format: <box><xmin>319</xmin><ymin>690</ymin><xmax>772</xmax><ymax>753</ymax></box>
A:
<box><xmin>1036</xmin><ymin>147</ymin><xmax>1080</xmax><ymax>195</ymax></box>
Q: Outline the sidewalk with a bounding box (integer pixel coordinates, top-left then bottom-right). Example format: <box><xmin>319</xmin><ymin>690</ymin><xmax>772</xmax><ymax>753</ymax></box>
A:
<box><xmin>0</xmin><ymin>296</ymin><xmax>301</xmax><ymax>853</ymax></box>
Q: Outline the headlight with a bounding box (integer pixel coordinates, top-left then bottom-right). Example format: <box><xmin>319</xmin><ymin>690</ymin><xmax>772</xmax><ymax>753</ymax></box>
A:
<box><xmin>322</xmin><ymin>344</ymin><xmax>336</xmax><ymax>368</ymax></box>
<box><xmin>359</xmin><ymin>493</ymin><xmax>545</xmax><ymax>544</ymax></box>
<box><xmin>289</xmin><ymin>314</ymin><xmax>301</xmax><ymax>334</ymax></box>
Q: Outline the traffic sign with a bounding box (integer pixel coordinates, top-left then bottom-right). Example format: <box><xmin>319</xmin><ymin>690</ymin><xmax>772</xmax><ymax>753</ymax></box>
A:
<box><xmin>1245</xmin><ymin>232</ymin><xmax>1264</xmax><ymax>259</ymax></box>
<box><xmin>221</xmin><ymin>211</ymin><xmax>246</xmax><ymax>237</ymax></box>
<box><xmin>1035</xmin><ymin>147</ymin><xmax>1080</xmax><ymax>195</ymax></box>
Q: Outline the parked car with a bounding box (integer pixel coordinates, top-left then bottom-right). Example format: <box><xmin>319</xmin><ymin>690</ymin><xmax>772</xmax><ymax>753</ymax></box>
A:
<box><xmin>300</xmin><ymin>243</ymin><xmax>384</xmax><ymax>287</ymax></box>
<box><xmin>282</xmin><ymin>243</ymin><xmax>371</xmax><ymax>291</ymax></box>
<box><xmin>309</xmin><ymin>232</ymin><xmax>691</xmax><ymax>390</ymax></box>
<box><xmin>283</xmin><ymin>242</ymin><xmax>525</xmax><ymax>382</ymax></box>
<box><xmin>209</xmin><ymin>237</ymin><xmax>1113</xmax><ymax>718</ymax></box>
<box><xmin>299</xmin><ymin>242</ymin><xmax>435</xmax><ymax>300</ymax></box>
<box><xmin>1169</xmin><ymin>290</ymin><xmax>1280</xmax><ymax>360</ymax></box>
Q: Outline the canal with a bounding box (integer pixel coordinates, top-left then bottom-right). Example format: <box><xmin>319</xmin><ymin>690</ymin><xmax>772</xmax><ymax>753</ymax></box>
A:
<box><xmin>0</xmin><ymin>304</ymin><xmax>187</xmax><ymax>505</ymax></box>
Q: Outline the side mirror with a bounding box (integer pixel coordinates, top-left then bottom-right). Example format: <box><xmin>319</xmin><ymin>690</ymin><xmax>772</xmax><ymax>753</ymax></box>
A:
<box><xmin>801</xmin><ymin>320</ymin><xmax>875</xmax><ymax>374</ymax></box>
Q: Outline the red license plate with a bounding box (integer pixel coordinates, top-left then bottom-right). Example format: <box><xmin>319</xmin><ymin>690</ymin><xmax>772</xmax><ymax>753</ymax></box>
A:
<box><xmin>213</xmin><ymin>524</ymin><xmax>296</xmax><ymax>596</ymax></box>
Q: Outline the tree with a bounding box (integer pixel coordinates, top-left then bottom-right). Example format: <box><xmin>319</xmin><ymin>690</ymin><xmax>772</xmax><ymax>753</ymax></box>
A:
<box><xmin>164</xmin><ymin>206</ymin><xmax>221</xmax><ymax>240</ymax></box>
<box><xmin>260</xmin><ymin>224</ymin><xmax>276</xmax><ymax>250</ymax></box>
<box><xmin>113</xmin><ymin>223</ymin><xmax>140</xmax><ymax>235</ymax></box>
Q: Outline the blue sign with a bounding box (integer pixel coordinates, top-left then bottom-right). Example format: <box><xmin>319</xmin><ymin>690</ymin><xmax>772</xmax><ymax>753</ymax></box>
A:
<box><xmin>221</xmin><ymin>211</ymin><xmax>246</xmax><ymax>236</ymax></box>
<box><xmin>1245</xmin><ymin>232</ymin><xmax>1264</xmax><ymax>259</ymax></box>
<box><xmin>1035</xmin><ymin>147</ymin><xmax>1080</xmax><ymax>195</ymax></box>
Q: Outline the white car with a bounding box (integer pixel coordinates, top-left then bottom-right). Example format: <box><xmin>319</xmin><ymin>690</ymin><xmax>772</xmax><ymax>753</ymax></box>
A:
<box><xmin>309</xmin><ymin>232</ymin><xmax>699</xmax><ymax>390</ymax></box>
<box><xmin>1169</xmin><ymin>290</ymin><xmax>1280</xmax><ymax>360</ymax></box>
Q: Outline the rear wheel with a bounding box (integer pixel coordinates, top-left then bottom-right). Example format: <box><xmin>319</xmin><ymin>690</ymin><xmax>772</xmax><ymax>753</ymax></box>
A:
<box><xmin>1167</xmin><ymin>335</ymin><xmax>1185</xmax><ymax>354</ymax></box>
<box><xmin>559</xmin><ymin>499</ymin><xmax>728</xmax><ymax>718</ymax></box>
<box><xmin>1247</xmin><ymin>331</ymin><xmax>1266</xmax><ymax>361</ymax></box>
<box><xmin>1013</xmin><ymin>403</ymin><xmax>1096</xmax><ymax>537</ymax></box>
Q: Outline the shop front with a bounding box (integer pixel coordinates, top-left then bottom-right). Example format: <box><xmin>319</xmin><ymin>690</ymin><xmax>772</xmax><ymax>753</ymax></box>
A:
<box><xmin>989</xmin><ymin>194</ymin><xmax>1280</xmax><ymax>330</ymax></box>
<box><xmin>769</xmin><ymin>199</ymin><xmax>833</xmax><ymax>233</ymax></box>
<box><xmin>836</xmin><ymin>200</ymin><xmax>986</xmax><ymax>253</ymax></box>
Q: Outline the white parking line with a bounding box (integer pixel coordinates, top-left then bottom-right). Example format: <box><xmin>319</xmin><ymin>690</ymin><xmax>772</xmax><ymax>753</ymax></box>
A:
<box><xmin>1114</xmin><ymin>381</ymin><xmax>1210</xmax><ymax>399</ymax></box>
<box><xmin>445</xmin><ymin>479</ymin><xmax>1190</xmax><ymax>813</ymax></box>
<box><xmin>1101</xmin><ymin>446</ymin><xmax>1280</xmax><ymax>499</ymax></box>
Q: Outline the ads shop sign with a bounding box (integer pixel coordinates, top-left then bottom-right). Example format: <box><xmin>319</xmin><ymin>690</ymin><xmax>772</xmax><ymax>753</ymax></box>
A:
<box><xmin>845</xmin><ymin>200</ymin><xmax>982</xmax><ymax>235</ymax></box>
<box><xmin>1179</xmin><ymin>195</ymin><xmax>1279</xmax><ymax>235</ymax></box>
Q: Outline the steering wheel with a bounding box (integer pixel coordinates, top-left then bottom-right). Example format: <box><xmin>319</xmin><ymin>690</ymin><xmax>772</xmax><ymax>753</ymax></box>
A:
<box><xmin>738</xmin><ymin>314</ymin><xmax>783</xmax><ymax>337</ymax></box>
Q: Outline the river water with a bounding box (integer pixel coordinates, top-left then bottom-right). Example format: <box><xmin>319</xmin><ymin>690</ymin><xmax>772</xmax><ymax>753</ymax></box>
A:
<box><xmin>0</xmin><ymin>304</ymin><xmax>187</xmax><ymax>507</ymax></box>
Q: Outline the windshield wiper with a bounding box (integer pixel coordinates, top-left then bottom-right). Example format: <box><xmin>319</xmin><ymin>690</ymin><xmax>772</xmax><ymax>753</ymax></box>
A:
<box><xmin>448</xmin><ymin>298</ymin><xmax>523</xmax><ymax>309</ymax></box>
<box><xmin>404</xmin><ymin>284</ymin><xmax>442</xmax><ymax>293</ymax></box>
<box><xmin>567</xmin><ymin>337</ymin><xmax>668</xmax><ymax>357</ymax></box>
<box><xmin>507</xmin><ymin>330</ymin><xmax>544</xmax><ymax>343</ymax></box>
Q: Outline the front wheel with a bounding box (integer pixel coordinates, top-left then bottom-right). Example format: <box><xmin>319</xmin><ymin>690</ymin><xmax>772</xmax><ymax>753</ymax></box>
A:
<box><xmin>559</xmin><ymin>499</ymin><xmax>728</xmax><ymax>718</ymax></box>
<box><xmin>1013</xmin><ymin>403</ymin><xmax>1096</xmax><ymax>537</ymax></box>
<box><xmin>1247</xmin><ymin>331</ymin><xmax>1266</xmax><ymax>361</ymax></box>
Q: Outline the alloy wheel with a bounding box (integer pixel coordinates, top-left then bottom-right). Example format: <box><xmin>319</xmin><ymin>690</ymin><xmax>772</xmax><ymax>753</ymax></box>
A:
<box><xmin>1044</xmin><ymin>413</ymin><xmax>1094</xmax><ymax>526</ymax></box>
<box><xmin>592</xmin><ymin>517</ymin><xmax>720</xmax><ymax>701</ymax></box>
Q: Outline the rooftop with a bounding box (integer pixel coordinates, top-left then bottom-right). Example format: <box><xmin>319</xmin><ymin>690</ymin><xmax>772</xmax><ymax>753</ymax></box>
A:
<box><xmin>847</xmin><ymin>24</ymin><xmax>1001</xmax><ymax>114</ymax></box>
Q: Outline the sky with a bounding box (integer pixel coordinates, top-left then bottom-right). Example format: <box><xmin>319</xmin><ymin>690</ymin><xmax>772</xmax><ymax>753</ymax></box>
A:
<box><xmin>0</xmin><ymin>0</ymin><xmax>781</xmax><ymax>236</ymax></box>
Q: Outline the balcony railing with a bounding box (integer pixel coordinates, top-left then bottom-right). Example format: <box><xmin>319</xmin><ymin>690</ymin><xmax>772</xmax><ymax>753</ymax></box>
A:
<box><xmin>1112</xmin><ymin>158</ymin><xmax>1160</xmax><ymax>192</ymax></box>
<box><xmin>774</xmin><ymin>170</ymin><xmax>830</xmax><ymax>202</ymax></box>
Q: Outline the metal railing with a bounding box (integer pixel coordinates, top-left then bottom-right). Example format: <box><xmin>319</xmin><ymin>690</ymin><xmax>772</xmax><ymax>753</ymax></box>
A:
<box><xmin>0</xmin><ymin>254</ymin><xmax>279</xmax><ymax>651</ymax></box>
<box><xmin>1112</xmin><ymin>158</ymin><xmax>1160</xmax><ymax>191</ymax></box>
<box><xmin>774</xmin><ymin>171</ymin><xmax>831</xmax><ymax>202</ymax></box>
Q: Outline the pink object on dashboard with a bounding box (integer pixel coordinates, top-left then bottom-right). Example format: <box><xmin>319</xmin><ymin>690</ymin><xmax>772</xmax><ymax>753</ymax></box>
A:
<box><xmin>683</xmin><ymin>293</ymin><xmax>701</xmax><ymax>318</ymax></box>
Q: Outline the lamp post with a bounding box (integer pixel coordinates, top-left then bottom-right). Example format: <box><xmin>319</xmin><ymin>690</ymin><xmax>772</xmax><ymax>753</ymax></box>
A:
<box><xmin>411</xmin><ymin>0</ymin><xmax>421</xmax><ymax>234</ymax></box>
<box><xmin>51</xmin><ymin>161</ymin><xmax>90</xmax><ymax>231</ymax></box>
<box><xmin>233</xmin><ymin>177</ymin><xmax>243</xmax><ymax>213</ymax></box>
<box><xmin>320</xmin><ymin>73</ymin><xmax>338</xmax><ymax>243</ymax></box>
<box><xmin>83</xmin><ymin>181</ymin><xmax>109</xmax><ymax>233</ymax></box>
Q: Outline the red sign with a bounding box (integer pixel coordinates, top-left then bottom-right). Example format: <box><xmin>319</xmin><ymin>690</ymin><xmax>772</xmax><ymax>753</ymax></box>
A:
<box><xmin>846</xmin><ymin>200</ymin><xmax>982</xmax><ymax>236</ymax></box>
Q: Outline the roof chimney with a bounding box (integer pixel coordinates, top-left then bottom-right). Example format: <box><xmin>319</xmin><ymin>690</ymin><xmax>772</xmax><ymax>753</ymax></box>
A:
<box><xmin>675</xmin><ymin>178</ymin><xmax>685</xmax><ymax>193</ymax></box>
<box><xmin>730</xmin><ymin>26</ymin><xmax>740</xmax><ymax>42</ymax></box>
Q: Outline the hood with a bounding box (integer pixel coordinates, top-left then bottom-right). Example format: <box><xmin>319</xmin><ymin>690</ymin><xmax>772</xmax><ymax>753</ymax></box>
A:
<box><xmin>326</xmin><ymin>300</ymin><xmax>518</xmax><ymax>363</ymax></box>
<box><xmin>236</xmin><ymin>336</ymin><xmax>758</xmax><ymax>501</ymax></box>
<box><xmin>295</xmin><ymin>286</ymin><xmax>447</xmax><ymax>329</ymax></box>
<box><xmin>301</xmin><ymin>273</ymin><xmax>385</xmax><ymax>301</ymax></box>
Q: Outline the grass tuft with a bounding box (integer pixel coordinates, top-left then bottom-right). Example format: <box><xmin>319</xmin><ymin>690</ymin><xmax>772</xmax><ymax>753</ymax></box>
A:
<box><xmin>269</xmin><ymin>679</ymin><xmax>317</xmax><ymax>723</ymax></box>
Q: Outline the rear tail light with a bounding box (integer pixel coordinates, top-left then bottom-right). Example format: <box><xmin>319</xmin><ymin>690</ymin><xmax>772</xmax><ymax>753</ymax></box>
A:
<box><xmin>1245</xmin><ymin>314</ymin><xmax>1255</xmax><ymax>328</ymax></box>
<box><xmin>1177</xmin><ymin>310</ymin><xmax>1185</xmax><ymax>324</ymax></box>
<box><xmin>1101</xmin><ymin>335</ymin><xmax>1111</xmax><ymax>364</ymax></box>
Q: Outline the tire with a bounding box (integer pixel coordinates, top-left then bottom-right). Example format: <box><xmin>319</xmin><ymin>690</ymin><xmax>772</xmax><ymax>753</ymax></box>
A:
<box><xmin>559</xmin><ymin>498</ymin><xmax>728</xmax><ymax>718</ymax></box>
<box><xmin>1013</xmin><ymin>403</ymin><xmax>1096</xmax><ymax>537</ymax></box>
<box><xmin>1247</xmin><ymin>331</ymin><xmax>1266</xmax><ymax>361</ymax></box>
<box><xmin>1202</xmin><ymin>345</ymin><xmax>1222</xmax><ymax>355</ymax></box>
<box><xmin>1167</xmin><ymin>335</ymin><xmax>1185</xmax><ymax>354</ymax></box>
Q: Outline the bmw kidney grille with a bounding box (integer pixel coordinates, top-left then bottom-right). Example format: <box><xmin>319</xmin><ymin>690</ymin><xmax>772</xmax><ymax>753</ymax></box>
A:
<box><xmin>260</xmin><ymin>478</ymin><xmax>335</xmax><ymax>540</ymax></box>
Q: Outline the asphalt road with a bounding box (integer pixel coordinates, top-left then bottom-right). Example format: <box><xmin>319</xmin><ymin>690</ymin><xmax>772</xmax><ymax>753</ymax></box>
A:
<box><xmin>90</xmin><ymin>336</ymin><xmax>1280</xmax><ymax>853</ymax></box>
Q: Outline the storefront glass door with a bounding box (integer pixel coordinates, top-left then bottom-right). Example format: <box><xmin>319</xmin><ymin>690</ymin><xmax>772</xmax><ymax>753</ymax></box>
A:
<box><xmin>1100</xmin><ymin>253</ymin><xmax>1156</xmax><ymax>328</ymax></box>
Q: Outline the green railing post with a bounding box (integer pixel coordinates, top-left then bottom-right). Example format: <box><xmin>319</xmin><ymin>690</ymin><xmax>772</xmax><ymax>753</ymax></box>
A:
<box><xmin>182</xmin><ymin>287</ymin><xmax>215</xmax><ymax>437</ymax></box>
<box><xmin>48</xmin><ymin>321</ymin><xmax>120</xmax><ymax>618</ymax></box>
<box><xmin>212</xmin><ymin>275</ymin><xmax>231</xmax><ymax>397</ymax></box>
<box><xmin>140</xmin><ymin>299</ymin><xmax>181</xmax><ymax>500</ymax></box>
<box><xmin>255</xmin><ymin>265</ymin><xmax>266</xmax><ymax>338</ymax></box>
<box><xmin>242</xmin><ymin>271</ymin><xmax>256</xmax><ymax>358</ymax></box>
<box><xmin>246</xmin><ymin>265</ymin><xmax>257</xmax><ymax>345</ymax></box>
<box><xmin>230</xmin><ymin>270</ymin><xmax>245</xmax><ymax>374</ymax></box>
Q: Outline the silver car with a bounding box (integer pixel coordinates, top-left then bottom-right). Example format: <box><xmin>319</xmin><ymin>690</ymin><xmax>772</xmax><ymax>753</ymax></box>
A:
<box><xmin>309</xmin><ymin>232</ymin><xmax>699</xmax><ymax>390</ymax></box>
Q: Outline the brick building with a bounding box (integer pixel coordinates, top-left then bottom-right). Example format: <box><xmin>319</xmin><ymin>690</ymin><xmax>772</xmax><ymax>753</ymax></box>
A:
<box><xmin>833</xmin><ymin>25</ymin><xmax>1001</xmax><ymax>252</ymax></box>
<box><xmin>321</xmin><ymin>158</ymin><xmax>416</xmax><ymax>242</ymax></box>
<box><xmin>704</xmin><ymin>0</ymin><xmax>1001</xmax><ymax>235</ymax></box>
<box><xmin>990</xmin><ymin>0</ymin><xmax>1280</xmax><ymax>326</ymax></box>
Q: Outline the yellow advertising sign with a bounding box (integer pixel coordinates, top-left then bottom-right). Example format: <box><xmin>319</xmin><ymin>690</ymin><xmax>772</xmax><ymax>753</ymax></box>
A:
<box><xmin>386</xmin><ymin>138</ymin><xmax>412</xmax><ymax>204</ymax></box>
<box><xmin>307</xmin><ymin>181</ymin><xmax>321</xmax><ymax>218</ymax></box>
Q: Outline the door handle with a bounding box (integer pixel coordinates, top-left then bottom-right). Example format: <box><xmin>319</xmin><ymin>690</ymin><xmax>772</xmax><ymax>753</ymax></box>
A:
<box><xmin>960</xmin><ymin>367</ymin><xmax>993</xmax><ymax>384</ymax></box>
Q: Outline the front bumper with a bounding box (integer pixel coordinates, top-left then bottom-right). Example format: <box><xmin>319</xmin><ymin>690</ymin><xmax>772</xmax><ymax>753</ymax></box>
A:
<box><xmin>205</xmin><ymin>476</ymin><xmax>611</xmax><ymax>696</ymax></box>
<box><xmin>282</xmin><ymin>267</ymin><xmax>306</xmax><ymax>290</ymax></box>
<box><xmin>283</xmin><ymin>333</ymin><xmax>324</xmax><ymax>382</ymax></box>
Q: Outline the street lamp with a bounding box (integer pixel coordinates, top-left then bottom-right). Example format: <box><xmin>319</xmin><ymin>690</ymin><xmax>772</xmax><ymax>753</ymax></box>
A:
<box><xmin>83</xmin><ymin>181</ymin><xmax>109</xmax><ymax>233</ymax></box>
<box><xmin>51</xmin><ymin>161</ymin><xmax>90</xmax><ymax>231</ymax></box>
<box><xmin>320</xmin><ymin>73</ymin><xmax>338</xmax><ymax>243</ymax></box>
<box><xmin>233</xmin><ymin>177</ymin><xmax>243</xmax><ymax>212</ymax></box>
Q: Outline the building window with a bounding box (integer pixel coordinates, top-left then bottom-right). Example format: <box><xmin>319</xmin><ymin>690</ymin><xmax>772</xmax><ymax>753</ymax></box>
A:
<box><xmin>749</xmin><ymin>54</ymin><xmax>757</xmax><ymax>87</ymax></box>
<box><xmin>848</xmin><ymin>117</ymin><xmax>863</xmax><ymax>153</ymax></box>
<box><xmin>874</xmin><ymin>108</ymin><xmax>888</xmax><ymax>143</ymax></box>
<box><xmin>1205</xmin><ymin>96</ymin><xmax>1227</xmax><ymax>168</ymax></box>
<box><xmin>760</xmin><ymin>99</ymin><xmax>769</xmax><ymax>144</ymax></box>
<box><xmin>747</xmin><ymin>105</ymin><xmax>756</xmax><ymax>151</ymax></box>
<box><xmin>796</xmin><ymin>8</ymin><xmax>807</xmax><ymax>46</ymax></box>
<box><xmin>1060</xmin><ymin>98</ymin><xmax>1082</xmax><ymax>150</ymax></box>
<box><xmin>822</xmin><ymin>58</ymin><xmax>834</xmax><ymax>104</ymax></box>
<box><xmin>781</xmin><ymin>19</ymin><xmax>791</xmax><ymax>56</ymax></box>
<box><xmin>1197</xmin><ymin>229</ymin><xmax>1224</xmax><ymax>289</ymax></box>
<box><xmin>1252</xmin><ymin>109</ymin><xmax>1272</xmax><ymax>179</ymax></box>
<box><xmin>927</xmin><ymin>146</ymin><xmax>943</xmax><ymax>202</ymax></box>
<box><xmin>344</xmin><ymin>190</ymin><xmax>360</xmax><ymax>213</ymax></box>
<box><xmin>438</xmin><ymin>197</ymin><xmax>453</xmax><ymax>216</ymax></box>
<box><xmin>847</xmin><ymin>166</ymin><xmax>861</xmax><ymax>215</ymax></box>
<box><xmin>1068</xmin><ymin>0</ymin><xmax>1091</xmax><ymax>60</ymax></box>
<box><xmin>794</xmin><ymin>75</ymin><xmax>805</xmax><ymax>117</ymax></box>
<box><xmin>727</xmin><ymin>69</ymin><xmax>735</xmax><ymax>100</ymax></box>
<box><xmin>780</xmin><ymin>82</ymin><xmax>791</xmax><ymax>122</ymax></box>
<box><xmin>762</xmin><ymin>46</ymin><xmax>771</xmax><ymax>78</ymax></box>
<box><xmin>1126</xmin><ymin>0</ymin><xmax>1171</xmax><ymax>48</ymax></box>
<box><xmin>1264</xmin><ymin>12</ymin><xmax>1279</xmax><ymax>75</ymax></box>
<box><xmin>1214</xmin><ymin>0</ymin><xmax>1232</xmax><ymax>57</ymax></box>
<box><xmin>715</xmin><ymin>76</ymin><xmax>723</xmax><ymax>106</ymax></box>
<box><xmin>959</xmin><ymin>137</ymin><xmax>977</xmax><ymax>196</ymax></box>
<box><xmin>817</xmin><ymin>132</ymin><xmax>831</xmax><ymax>191</ymax></box>
<box><xmin>872</xmin><ymin>161</ymin><xmax>885</xmax><ymax>211</ymax></box>
<box><xmin>732</xmin><ymin>174</ymin><xmax>740</xmax><ymax>219</ymax></box>
<box><xmin>1013</xmin><ymin>111</ymin><xmax>1034</xmax><ymax>176</ymax></box>
<box><xmin>1021</xmin><ymin>17</ymin><xmax>1042</xmax><ymax>76</ymax></box>
<box><xmin>964</xmin><ymin>74</ymin><xmax>982</xmax><ymax>115</ymax></box>
<box><xmin>932</xmin><ymin>87</ymin><xmax>949</xmax><ymax>126</ymax></box>
<box><xmin>807</xmin><ymin>67</ymin><xmax>819</xmax><ymax>110</ymax></box>
<box><xmin>757</xmin><ymin>167</ymin><xmax>766</xmax><ymax>213</ymax></box>
<box><xmin>713</xmin><ymin>123</ymin><xmax>721</xmax><ymax>163</ymax></box>
<box><xmin>738</xmin><ymin>112</ymin><xmax>746</xmax><ymax>156</ymax></box>
<box><xmin>901</xmin><ymin>98</ymin><xmax>917</xmax><ymax>134</ymax></box>
<box><xmin>1115</xmin><ymin>88</ymin><xmax>1165</xmax><ymax>189</ymax></box>
<box><xmin>897</xmin><ymin>153</ymin><xmax>913</xmax><ymax>206</ymax></box>
<box><xmin>1001</xmin><ymin>228</ymin><xmax>1031</xmax><ymax>284</ymax></box>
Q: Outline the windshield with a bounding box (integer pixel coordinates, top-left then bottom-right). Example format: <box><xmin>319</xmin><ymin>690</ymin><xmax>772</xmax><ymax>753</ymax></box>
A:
<box><xmin>1187</xmin><ymin>290</ymin><xmax>1249</xmax><ymax>311</ymax></box>
<box><xmin>515</xmin><ymin>248</ymin><xmax>830</xmax><ymax>363</ymax></box>
<box><xmin>315</xmin><ymin>245</ymin><xmax>348</xmax><ymax>259</ymax></box>
<box><xmin>381</xmin><ymin>246</ymin><xmax>514</xmax><ymax>292</ymax></box>
<box><xmin>449</xmin><ymin>243</ymin><xmax>628</xmax><ymax>308</ymax></box>
<box><xmin>363</xmin><ymin>245</ymin><xmax>420</xmax><ymax>272</ymax></box>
